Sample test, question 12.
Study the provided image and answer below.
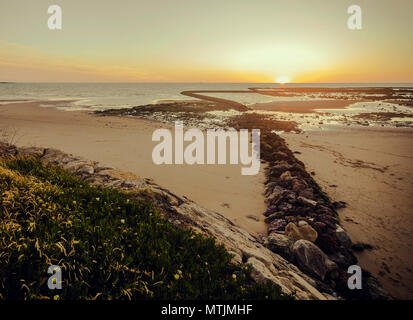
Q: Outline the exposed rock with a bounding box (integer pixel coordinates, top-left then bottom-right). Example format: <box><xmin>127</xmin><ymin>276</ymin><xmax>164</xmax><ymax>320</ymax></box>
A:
<box><xmin>332</xmin><ymin>201</ymin><xmax>347</xmax><ymax>209</ymax></box>
<box><xmin>298</xmin><ymin>220</ymin><xmax>308</xmax><ymax>227</ymax></box>
<box><xmin>328</xmin><ymin>251</ymin><xmax>357</xmax><ymax>267</ymax></box>
<box><xmin>264</xmin><ymin>212</ymin><xmax>279</xmax><ymax>224</ymax></box>
<box><xmin>268</xmin><ymin>219</ymin><xmax>287</xmax><ymax>233</ymax></box>
<box><xmin>278</xmin><ymin>202</ymin><xmax>293</xmax><ymax>212</ymax></box>
<box><xmin>269</xmin><ymin>162</ymin><xmax>293</xmax><ymax>176</ymax></box>
<box><xmin>299</xmin><ymin>188</ymin><xmax>315</xmax><ymax>199</ymax></box>
<box><xmin>335</xmin><ymin>224</ymin><xmax>352</xmax><ymax>248</ymax></box>
<box><xmin>1</xmin><ymin>142</ymin><xmax>329</xmax><ymax>300</ymax></box>
<box><xmin>3</xmin><ymin>140</ymin><xmax>387</xmax><ymax>299</ymax></box>
<box><xmin>121</xmin><ymin>179</ymin><xmax>147</xmax><ymax>189</ymax></box>
<box><xmin>246</xmin><ymin>215</ymin><xmax>260</xmax><ymax>222</ymax></box>
<box><xmin>264</xmin><ymin>205</ymin><xmax>278</xmax><ymax>217</ymax></box>
<box><xmin>316</xmin><ymin>205</ymin><xmax>336</xmax><ymax>217</ymax></box>
<box><xmin>293</xmin><ymin>240</ymin><xmax>337</xmax><ymax>280</ymax></box>
<box><xmin>280</xmin><ymin>171</ymin><xmax>292</xmax><ymax>182</ymax></box>
<box><xmin>316</xmin><ymin>231</ymin><xmax>340</xmax><ymax>254</ymax></box>
<box><xmin>229</xmin><ymin>251</ymin><xmax>242</xmax><ymax>265</ymax></box>
<box><xmin>297</xmin><ymin>196</ymin><xmax>317</xmax><ymax>207</ymax></box>
<box><xmin>275</xmin><ymin>151</ymin><xmax>289</xmax><ymax>159</ymax></box>
<box><xmin>351</xmin><ymin>242</ymin><xmax>374</xmax><ymax>252</ymax></box>
<box><xmin>314</xmin><ymin>214</ymin><xmax>337</xmax><ymax>230</ymax></box>
<box><xmin>19</xmin><ymin>146</ymin><xmax>45</xmax><ymax>157</ymax></box>
<box><xmin>77</xmin><ymin>164</ymin><xmax>95</xmax><ymax>175</ymax></box>
<box><xmin>265</xmin><ymin>233</ymin><xmax>294</xmax><ymax>260</ymax></box>
<box><xmin>292</xmin><ymin>179</ymin><xmax>308</xmax><ymax>192</ymax></box>
<box><xmin>285</xmin><ymin>222</ymin><xmax>318</xmax><ymax>243</ymax></box>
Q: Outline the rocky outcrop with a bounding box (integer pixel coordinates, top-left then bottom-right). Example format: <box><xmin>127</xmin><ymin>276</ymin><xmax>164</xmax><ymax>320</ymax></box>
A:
<box><xmin>265</xmin><ymin>233</ymin><xmax>294</xmax><ymax>261</ymax></box>
<box><xmin>259</xmin><ymin>132</ymin><xmax>389</xmax><ymax>299</ymax></box>
<box><xmin>0</xmin><ymin>143</ymin><xmax>332</xmax><ymax>300</ymax></box>
<box><xmin>285</xmin><ymin>222</ymin><xmax>318</xmax><ymax>243</ymax></box>
<box><xmin>292</xmin><ymin>240</ymin><xmax>337</xmax><ymax>281</ymax></box>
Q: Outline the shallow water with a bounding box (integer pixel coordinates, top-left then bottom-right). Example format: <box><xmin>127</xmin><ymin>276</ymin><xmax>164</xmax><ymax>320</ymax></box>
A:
<box><xmin>1</xmin><ymin>82</ymin><xmax>412</xmax><ymax>110</ymax></box>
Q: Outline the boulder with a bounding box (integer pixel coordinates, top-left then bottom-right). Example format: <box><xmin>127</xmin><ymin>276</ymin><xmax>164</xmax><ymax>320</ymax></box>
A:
<box><xmin>285</xmin><ymin>222</ymin><xmax>318</xmax><ymax>243</ymax></box>
<box><xmin>264</xmin><ymin>212</ymin><xmax>279</xmax><ymax>224</ymax></box>
<box><xmin>335</xmin><ymin>224</ymin><xmax>352</xmax><ymax>248</ymax></box>
<box><xmin>42</xmin><ymin>148</ymin><xmax>67</xmax><ymax>163</ymax></box>
<box><xmin>314</xmin><ymin>214</ymin><xmax>337</xmax><ymax>229</ymax></box>
<box><xmin>299</xmin><ymin>187</ymin><xmax>315</xmax><ymax>200</ymax></box>
<box><xmin>315</xmin><ymin>231</ymin><xmax>340</xmax><ymax>254</ymax></box>
<box><xmin>278</xmin><ymin>202</ymin><xmax>293</xmax><ymax>212</ymax></box>
<box><xmin>268</xmin><ymin>219</ymin><xmax>287</xmax><ymax>233</ymax></box>
<box><xmin>264</xmin><ymin>205</ymin><xmax>278</xmax><ymax>217</ymax></box>
<box><xmin>316</xmin><ymin>205</ymin><xmax>336</xmax><ymax>217</ymax></box>
<box><xmin>280</xmin><ymin>171</ymin><xmax>292</xmax><ymax>182</ymax></box>
<box><xmin>332</xmin><ymin>201</ymin><xmax>347</xmax><ymax>209</ymax></box>
<box><xmin>298</xmin><ymin>220</ymin><xmax>308</xmax><ymax>227</ymax></box>
<box><xmin>328</xmin><ymin>251</ymin><xmax>357</xmax><ymax>267</ymax></box>
<box><xmin>77</xmin><ymin>164</ymin><xmax>95</xmax><ymax>175</ymax></box>
<box><xmin>293</xmin><ymin>240</ymin><xmax>337</xmax><ymax>280</ymax></box>
<box><xmin>297</xmin><ymin>196</ymin><xmax>317</xmax><ymax>207</ymax></box>
<box><xmin>292</xmin><ymin>179</ymin><xmax>308</xmax><ymax>192</ymax></box>
<box><xmin>265</xmin><ymin>233</ymin><xmax>294</xmax><ymax>260</ymax></box>
<box><xmin>269</xmin><ymin>162</ymin><xmax>293</xmax><ymax>176</ymax></box>
<box><xmin>19</xmin><ymin>146</ymin><xmax>45</xmax><ymax>157</ymax></box>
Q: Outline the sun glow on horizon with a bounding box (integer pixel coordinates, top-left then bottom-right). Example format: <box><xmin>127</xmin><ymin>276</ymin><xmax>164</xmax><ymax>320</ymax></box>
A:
<box><xmin>275</xmin><ymin>76</ymin><xmax>291</xmax><ymax>85</ymax></box>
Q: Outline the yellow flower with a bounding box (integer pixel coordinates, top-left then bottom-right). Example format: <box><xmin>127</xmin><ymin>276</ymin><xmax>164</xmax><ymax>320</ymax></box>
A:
<box><xmin>96</xmin><ymin>197</ymin><xmax>100</xmax><ymax>201</ymax></box>
<box><xmin>53</xmin><ymin>295</ymin><xmax>59</xmax><ymax>300</ymax></box>
<box><xmin>174</xmin><ymin>274</ymin><xmax>180</xmax><ymax>280</ymax></box>
<box><xmin>120</xmin><ymin>219</ymin><xmax>125</xmax><ymax>224</ymax></box>
<box><xmin>232</xmin><ymin>274</ymin><xmax>237</xmax><ymax>280</ymax></box>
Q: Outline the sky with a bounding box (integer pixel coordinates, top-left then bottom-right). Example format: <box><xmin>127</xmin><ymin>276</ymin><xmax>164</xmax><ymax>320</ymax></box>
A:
<box><xmin>0</xmin><ymin>0</ymin><xmax>412</xmax><ymax>83</ymax></box>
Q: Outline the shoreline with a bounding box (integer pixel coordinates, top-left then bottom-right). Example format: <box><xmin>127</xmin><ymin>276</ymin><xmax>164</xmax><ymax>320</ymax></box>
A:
<box><xmin>0</xmin><ymin>100</ymin><xmax>267</xmax><ymax>236</ymax></box>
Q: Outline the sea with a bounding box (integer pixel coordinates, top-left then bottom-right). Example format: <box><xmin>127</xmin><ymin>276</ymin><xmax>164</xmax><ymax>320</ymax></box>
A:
<box><xmin>1</xmin><ymin>82</ymin><xmax>412</xmax><ymax>111</ymax></box>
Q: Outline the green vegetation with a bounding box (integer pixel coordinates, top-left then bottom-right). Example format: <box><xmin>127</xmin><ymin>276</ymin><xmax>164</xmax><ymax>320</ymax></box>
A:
<box><xmin>0</xmin><ymin>155</ymin><xmax>291</xmax><ymax>300</ymax></box>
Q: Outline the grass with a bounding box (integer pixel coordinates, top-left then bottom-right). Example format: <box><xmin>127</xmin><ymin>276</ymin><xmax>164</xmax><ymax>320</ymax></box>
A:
<box><xmin>0</xmin><ymin>155</ymin><xmax>292</xmax><ymax>300</ymax></box>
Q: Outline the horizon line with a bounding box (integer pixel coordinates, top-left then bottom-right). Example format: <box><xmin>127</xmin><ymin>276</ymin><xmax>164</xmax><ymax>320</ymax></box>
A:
<box><xmin>2</xmin><ymin>81</ymin><xmax>413</xmax><ymax>84</ymax></box>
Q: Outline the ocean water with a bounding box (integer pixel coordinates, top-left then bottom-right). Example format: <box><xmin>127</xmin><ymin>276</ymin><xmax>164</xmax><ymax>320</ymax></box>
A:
<box><xmin>1</xmin><ymin>82</ymin><xmax>412</xmax><ymax>111</ymax></box>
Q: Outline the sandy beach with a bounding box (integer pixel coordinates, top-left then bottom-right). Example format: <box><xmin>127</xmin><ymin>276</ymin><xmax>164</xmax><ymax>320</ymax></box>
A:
<box><xmin>284</xmin><ymin>128</ymin><xmax>413</xmax><ymax>299</ymax></box>
<box><xmin>2</xmin><ymin>99</ymin><xmax>413</xmax><ymax>299</ymax></box>
<box><xmin>0</xmin><ymin>101</ymin><xmax>267</xmax><ymax>236</ymax></box>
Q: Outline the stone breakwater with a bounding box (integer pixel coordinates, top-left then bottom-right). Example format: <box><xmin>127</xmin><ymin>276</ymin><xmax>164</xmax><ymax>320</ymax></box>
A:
<box><xmin>259</xmin><ymin>132</ymin><xmax>388</xmax><ymax>299</ymax></box>
<box><xmin>0</xmin><ymin>142</ymin><xmax>388</xmax><ymax>299</ymax></box>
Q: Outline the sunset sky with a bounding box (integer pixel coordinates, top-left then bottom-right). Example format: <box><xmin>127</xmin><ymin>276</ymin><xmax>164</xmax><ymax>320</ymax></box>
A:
<box><xmin>1</xmin><ymin>0</ymin><xmax>412</xmax><ymax>83</ymax></box>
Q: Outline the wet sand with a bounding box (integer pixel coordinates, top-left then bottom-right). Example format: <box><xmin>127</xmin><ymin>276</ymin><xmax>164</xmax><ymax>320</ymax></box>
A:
<box><xmin>253</xmin><ymin>100</ymin><xmax>358</xmax><ymax>113</ymax></box>
<box><xmin>284</xmin><ymin>128</ymin><xmax>413</xmax><ymax>299</ymax></box>
<box><xmin>0</xmin><ymin>101</ymin><xmax>267</xmax><ymax>236</ymax></box>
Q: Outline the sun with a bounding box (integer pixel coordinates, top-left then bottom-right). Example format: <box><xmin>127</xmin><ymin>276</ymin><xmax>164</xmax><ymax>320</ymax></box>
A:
<box><xmin>275</xmin><ymin>76</ymin><xmax>291</xmax><ymax>85</ymax></box>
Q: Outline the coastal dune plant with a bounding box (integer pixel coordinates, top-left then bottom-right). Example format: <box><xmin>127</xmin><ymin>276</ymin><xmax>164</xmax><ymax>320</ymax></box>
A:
<box><xmin>0</xmin><ymin>155</ymin><xmax>291</xmax><ymax>300</ymax></box>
